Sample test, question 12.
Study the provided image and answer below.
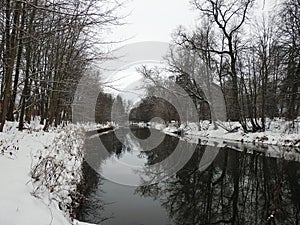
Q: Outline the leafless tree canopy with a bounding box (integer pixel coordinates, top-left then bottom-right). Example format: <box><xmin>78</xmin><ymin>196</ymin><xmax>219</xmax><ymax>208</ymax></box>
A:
<box><xmin>140</xmin><ymin>0</ymin><xmax>300</xmax><ymax>132</ymax></box>
<box><xmin>0</xmin><ymin>0</ymin><xmax>124</xmax><ymax>131</ymax></box>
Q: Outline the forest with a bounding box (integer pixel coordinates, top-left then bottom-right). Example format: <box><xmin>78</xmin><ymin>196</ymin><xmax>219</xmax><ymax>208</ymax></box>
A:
<box><xmin>134</xmin><ymin>0</ymin><xmax>300</xmax><ymax>133</ymax></box>
<box><xmin>0</xmin><ymin>0</ymin><xmax>299</xmax><ymax>133</ymax></box>
<box><xmin>0</xmin><ymin>0</ymin><xmax>122</xmax><ymax>131</ymax></box>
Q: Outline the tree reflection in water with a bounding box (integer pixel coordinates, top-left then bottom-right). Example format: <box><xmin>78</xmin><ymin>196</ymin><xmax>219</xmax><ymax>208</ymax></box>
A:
<box><xmin>76</xmin><ymin>161</ymin><xmax>107</xmax><ymax>224</ymax></box>
<box><xmin>76</xmin><ymin>131</ymin><xmax>125</xmax><ymax>224</ymax></box>
<box><xmin>136</xmin><ymin>143</ymin><xmax>300</xmax><ymax>225</ymax></box>
<box><xmin>78</xmin><ymin>128</ymin><xmax>300</xmax><ymax>225</ymax></box>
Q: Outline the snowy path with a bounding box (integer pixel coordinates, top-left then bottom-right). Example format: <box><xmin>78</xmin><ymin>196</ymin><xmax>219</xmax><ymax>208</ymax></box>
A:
<box><xmin>0</xmin><ymin>131</ymin><xmax>72</xmax><ymax>225</ymax></box>
<box><xmin>0</xmin><ymin>124</ymin><xmax>94</xmax><ymax>225</ymax></box>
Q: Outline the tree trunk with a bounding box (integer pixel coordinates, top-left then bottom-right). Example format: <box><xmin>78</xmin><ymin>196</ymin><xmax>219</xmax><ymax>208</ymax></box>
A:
<box><xmin>0</xmin><ymin>0</ymin><xmax>22</xmax><ymax>132</ymax></box>
<box><xmin>18</xmin><ymin>45</ymin><xmax>31</xmax><ymax>131</ymax></box>
<box><xmin>7</xmin><ymin>4</ymin><xmax>25</xmax><ymax>121</ymax></box>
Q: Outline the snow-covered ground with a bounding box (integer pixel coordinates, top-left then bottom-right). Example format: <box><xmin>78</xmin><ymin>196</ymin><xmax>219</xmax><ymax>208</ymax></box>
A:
<box><xmin>0</xmin><ymin>121</ymin><xmax>95</xmax><ymax>225</ymax></box>
<box><xmin>150</xmin><ymin>119</ymin><xmax>300</xmax><ymax>162</ymax></box>
<box><xmin>152</xmin><ymin>118</ymin><xmax>300</xmax><ymax>147</ymax></box>
<box><xmin>1</xmin><ymin>118</ymin><xmax>299</xmax><ymax>225</ymax></box>
<box><xmin>83</xmin><ymin>121</ymin><xmax>116</xmax><ymax>132</ymax></box>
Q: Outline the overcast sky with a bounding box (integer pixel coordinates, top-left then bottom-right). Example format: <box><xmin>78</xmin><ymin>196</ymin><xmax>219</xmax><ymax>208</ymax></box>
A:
<box><xmin>105</xmin><ymin>0</ymin><xmax>279</xmax><ymax>101</ymax></box>
<box><xmin>109</xmin><ymin>0</ymin><xmax>197</xmax><ymax>44</ymax></box>
<box><xmin>109</xmin><ymin>0</ymin><xmax>278</xmax><ymax>45</ymax></box>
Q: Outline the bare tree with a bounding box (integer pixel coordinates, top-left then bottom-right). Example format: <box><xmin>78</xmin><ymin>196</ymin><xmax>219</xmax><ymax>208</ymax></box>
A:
<box><xmin>0</xmin><ymin>0</ymin><xmax>23</xmax><ymax>132</ymax></box>
<box><xmin>278</xmin><ymin>0</ymin><xmax>300</xmax><ymax>122</ymax></box>
<box><xmin>237</xmin><ymin>15</ymin><xmax>281</xmax><ymax>131</ymax></box>
<box><xmin>177</xmin><ymin>0</ymin><xmax>254</xmax><ymax>130</ymax></box>
<box><xmin>0</xmin><ymin>0</ymin><xmax>124</xmax><ymax>131</ymax></box>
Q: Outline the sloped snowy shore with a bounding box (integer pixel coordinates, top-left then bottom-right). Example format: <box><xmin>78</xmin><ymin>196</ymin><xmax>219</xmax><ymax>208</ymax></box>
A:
<box><xmin>0</xmin><ymin>121</ymin><xmax>95</xmax><ymax>225</ymax></box>
<box><xmin>151</xmin><ymin>118</ymin><xmax>300</xmax><ymax>162</ymax></box>
<box><xmin>1</xmin><ymin>118</ymin><xmax>299</xmax><ymax>225</ymax></box>
<box><xmin>153</xmin><ymin>119</ymin><xmax>300</xmax><ymax>147</ymax></box>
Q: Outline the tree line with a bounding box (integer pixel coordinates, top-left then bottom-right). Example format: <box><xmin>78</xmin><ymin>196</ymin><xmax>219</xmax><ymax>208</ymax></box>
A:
<box><xmin>2</xmin><ymin>0</ymin><xmax>299</xmax><ymax>133</ymax></box>
<box><xmin>0</xmin><ymin>0</ymin><xmax>122</xmax><ymax>131</ymax></box>
<box><xmin>139</xmin><ymin>0</ymin><xmax>300</xmax><ymax>132</ymax></box>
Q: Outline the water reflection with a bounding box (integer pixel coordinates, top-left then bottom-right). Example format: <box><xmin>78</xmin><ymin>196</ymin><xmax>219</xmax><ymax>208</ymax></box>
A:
<box><xmin>77</xmin><ymin>128</ymin><xmax>300</xmax><ymax>225</ymax></box>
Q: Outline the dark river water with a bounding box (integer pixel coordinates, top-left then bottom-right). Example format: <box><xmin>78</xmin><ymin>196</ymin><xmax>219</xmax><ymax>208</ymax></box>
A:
<box><xmin>76</xmin><ymin>127</ymin><xmax>300</xmax><ymax>225</ymax></box>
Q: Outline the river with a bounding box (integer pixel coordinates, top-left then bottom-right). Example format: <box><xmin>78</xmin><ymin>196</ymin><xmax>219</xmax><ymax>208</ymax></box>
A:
<box><xmin>76</xmin><ymin>127</ymin><xmax>300</xmax><ymax>225</ymax></box>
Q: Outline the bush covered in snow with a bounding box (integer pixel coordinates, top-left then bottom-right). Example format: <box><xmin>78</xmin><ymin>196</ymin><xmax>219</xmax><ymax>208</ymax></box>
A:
<box><xmin>30</xmin><ymin>125</ymin><xmax>86</xmax><ymax>219</ymax></box>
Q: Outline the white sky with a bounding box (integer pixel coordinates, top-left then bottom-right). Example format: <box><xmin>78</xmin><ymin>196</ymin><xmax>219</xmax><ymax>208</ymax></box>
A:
<box><xmin>104</xmin><ymin>0</ymin><xmax>279</xmax><ymax>102</ymax></box>
<box><xmin>109</xmin><ymin>0</ymin><xmax>197</xmax><ymax>44</ymax></box>
<box><xmin>109</xmin><ymin>0</ymin><xmax>278</xmax><ymax>45</ymax></box>
<box><xmin>104</xmin><ymin>0</ymin><xmax>198</xmax><ymax>101</ymax></box>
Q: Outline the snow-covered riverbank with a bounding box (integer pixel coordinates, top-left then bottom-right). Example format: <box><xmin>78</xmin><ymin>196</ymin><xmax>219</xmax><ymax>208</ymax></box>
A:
<box><xmin>151</xmin><ymin>119</ymin><xmax>300</xmax><ymax>162</ymax></box>
<box><xmin>1</xmin><ymin>118</ymin><xmax>299</xmax><ymax>225</ymax></box>
<box><xmin>153</xmin><ymin>119</ymin><xmax>300</xmax><ymax>147</ymax></box>
<box><xmin>0</xmin><ymin>121</ymin><xmax>95</xmax><ymax>225</ymax></box>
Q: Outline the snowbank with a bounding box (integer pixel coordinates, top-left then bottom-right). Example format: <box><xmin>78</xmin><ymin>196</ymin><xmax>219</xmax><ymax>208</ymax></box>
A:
<box><xmin>0</xmin><ymin>122</ymin><xmax>95</xmax><ymax>225</ymax></box>
<box><xmin>148</xmin><ymin>119</ymin><xmax>300</xmax><ymax>162</ymax></box>
<box><xmin>149</xmin><ymin>119</ymin><xmax>300</xmax><ymax>147</ymax></box>
<box><xmin>179</xmin><ymin>119</ymin><xmax>300</xmax><ymax>147</ymax></box>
